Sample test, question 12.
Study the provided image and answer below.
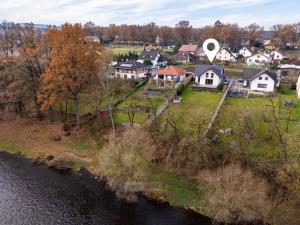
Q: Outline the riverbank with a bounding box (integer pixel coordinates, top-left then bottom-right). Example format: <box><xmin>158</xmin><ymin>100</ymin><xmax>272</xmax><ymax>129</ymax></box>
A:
<box><xmin>0</xmin><ymin>118</ymin><xmax>212</xmax><ymax>218</ymax></box>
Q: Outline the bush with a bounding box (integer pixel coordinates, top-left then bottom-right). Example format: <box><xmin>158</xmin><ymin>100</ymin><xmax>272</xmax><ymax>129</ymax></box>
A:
<box><xmin>176</xmin><ymin>84</ymin><xmax>186</xmax><ymax>95</ymax></box>
<box><xmin>277</xmin><ymin>85</ymin><xmax>291</xmax><ymax>94</ymax></box>
<box><xmin>217</xmin><ymin>83</ymin><xmax>224</xmax><ymax>91</ymax></box>
<box><xmin>199</xmin><ymin>164</ymin><xmax>271</xmax><ymax>224</ymax></box>
<box><xmin>97</xmin><ymin>128</ymin><xmax>155</xmax><ymax>201</ymax></box>
<box><xmin>274</xmin><ymin>162</ymin><xmax>300</xmax><ymax>207</ymax></box>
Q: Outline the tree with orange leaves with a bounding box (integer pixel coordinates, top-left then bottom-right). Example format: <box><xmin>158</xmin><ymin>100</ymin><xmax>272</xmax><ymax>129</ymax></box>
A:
<box><xmin>39</xmin><ymin>23</ymin><xmax>103</xmax><ymax>128</ymax></box>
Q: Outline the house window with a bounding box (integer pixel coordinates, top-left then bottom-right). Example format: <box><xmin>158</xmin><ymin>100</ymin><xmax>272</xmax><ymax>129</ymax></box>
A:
<box><xmin>249</xmin><ymin>59</ymin><xmax>252</xmax><ymax>62</ymax></box>
<box><xmin>131</xmin><ymin>75</ymin><xmax>135</xmax><ymax>79</ymax></box>
<box><xmin>117</xmin><ymin>73</ymin><xmax>120</xmax><ymax>78</ymax></box>
<box><xmin>257</xmin><ymin>55</ymin><xmax>261</xmax><ymax>58</ymax></box>
<box><xmin>257</xmin><ymin>83</ymin><xmax>267</xmax><ymax>88</ymax></box>
<box><xmin>211</xmin><ymin>73</ymin><xmax>214</xmax><ymax>78</ymax></box>
<box><xmin>259</xmin><ymin>77</ymin><xmax>263</xmax><ymax>80</ymax></box>
<box><xmin>265</xmin><ymin>77</ymin><xmax>269</xmax><ymax>80</ymax></box>
<box><xmin>205</xmin><ymin>79</ymin><xmax>213</xmax><ymax>85</ymax></box>
<box><xmin>124</xmin><ymin>74</ymin><xmax>127</xmax><ymax>79</ymax></box>
<box><xmin>206</xmin><ymin>73</ymin><xmax>209</xmax><ymax>78</ymax></box>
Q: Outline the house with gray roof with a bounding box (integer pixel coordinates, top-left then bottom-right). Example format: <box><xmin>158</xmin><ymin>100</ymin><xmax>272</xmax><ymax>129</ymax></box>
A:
<box><xmin>215</xmin><ymin>48</ymin><xmax>238</xmax><ymax>62</ymax></box>
<box><xmin>112</xmin><ymin>62</ymin><xmax>150</xmax><ymax>80</ymax></box>
<box><xmin>194</xmin><ymin>64</ymin><xmax>225</xmax><ymax>88</ymax></box>
<box><xmin>137</xmin><ymin>49</ymin><xmax>167</xmax><ymax>68</ymax></box>
<box><xmin>242</xmin><ymin>68</ymin><xmax>279</xmax><ymax>93</ymax></box>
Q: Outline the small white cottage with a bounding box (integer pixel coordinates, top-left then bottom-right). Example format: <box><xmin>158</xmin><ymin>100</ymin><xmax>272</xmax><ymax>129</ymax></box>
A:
<box><xmin>194</xmin><ymin>64</ymin><xmax>225</xmax><ymax>88</ymax></box>
<box><xmin>243</xmin><ymin>68</ymin><xmax>279</xmax><ymax>93</ymax></box>
<box><xmin>239</xmin><ymin>47</ymin><xmax>252</xmax><ymax>58</ymax></box>
<box><xmin>271</xmin><ymin>50</ymin><xmax>284</xmax><ymax>61</ymax></box>
<box><xmin>216</xmin><ymin>48</ymin><xmax>237</xmax><ymax>62</ymax></box>
<box><xmin>246</xmin><ymin>53</ymin><xmax>271</xmax><ymax>65</ymax></box>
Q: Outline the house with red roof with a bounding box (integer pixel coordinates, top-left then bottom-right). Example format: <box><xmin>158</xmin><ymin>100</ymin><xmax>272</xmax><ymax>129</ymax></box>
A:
<box><xmin>150</xmin><ymin>66</ymin><xmax>187</xmax><ymax>89</ymax></box>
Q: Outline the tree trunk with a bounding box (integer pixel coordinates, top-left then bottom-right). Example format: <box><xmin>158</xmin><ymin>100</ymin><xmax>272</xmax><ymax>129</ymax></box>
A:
<box><xmin>34</xmin><ymin>96</ymin><xmax>43</xmax><ymax>121</ymax></box>
<box><xmin>15</xmin><ymin>100</ymin><xmax>23</xmax><ymax>117</ymax></box>
<box><xmin>48</xmin><ymin>106</ymin><xmax>54</xmax><ymax>123</ymax></box>
<box><xmin>74</xmin><ymin>98</ymin><xmax>80</xmax><ymax>128</ymax></box>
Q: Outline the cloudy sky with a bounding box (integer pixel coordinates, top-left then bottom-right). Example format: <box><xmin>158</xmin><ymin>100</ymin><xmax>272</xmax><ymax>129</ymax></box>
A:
<box><xmin>0</xmin><ymin>0</ymin><xmax>299</xmax><ymax>28</ymax></box>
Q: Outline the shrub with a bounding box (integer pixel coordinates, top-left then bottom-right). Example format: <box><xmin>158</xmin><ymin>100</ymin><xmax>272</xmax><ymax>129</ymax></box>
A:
<box><xmin>176</xmin><ymin>84</ymin><xmax>186</xmax><ymax>95</ymax></box>
<box><xmin>200</xmin><ymin>164</ymin><xmax>271</xmax><ymax>224</ymax></box>
<box><xmin>97</xmin><ymin>128</ymin><xmax>155</xmax><ymax>201</ymax></box>
<box><xmin>277</xmin><ymin>85</ymin><xmax>291</xmax><ymax>94</ymax></box>
<box><xmin>217</xmin><ymin>83</ymin><xmax>224</xmax><ymax>91</ymax></box>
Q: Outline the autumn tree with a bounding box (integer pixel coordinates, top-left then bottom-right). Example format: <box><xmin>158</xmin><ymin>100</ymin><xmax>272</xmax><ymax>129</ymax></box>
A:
<box><xmin>272</xmin><ymin>24</ymin><xmax>297</xmax><ymax>48</ymax></box>
<box><xmin>246</xmin><ymin>23</ymin><xmax>264</xmax><ymax>47</ymax></box>
<box><xmin>11</xmin><ymin>23</ymin><xmax>46</xmax><ymax>119</ymax></box>
<box><xmin>159</xmin><ymin>26</ymin><xmax>175</xmax><ymax>46</ymax></box>
<box><xmin>141</xmin><ymin>22</ymin><xmax>158</xmax><ymax>43</ymax></box>
<box><xmin>39</xmin><ymin>23</ymin><xmax>103</xmax><ymax>128</ymax></box>
<box><xmin>175</xmin><ymin>21</ymin><xmax>192</xmax><ymax>44</ymax></box>
<box><xmin>105</xmin><ymin>24</ymin><xmax>119</xmax><ymax>42</ymax></box>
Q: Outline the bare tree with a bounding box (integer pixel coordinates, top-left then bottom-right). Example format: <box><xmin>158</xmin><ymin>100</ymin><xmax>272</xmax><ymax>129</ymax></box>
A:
<box><xmin>268</xmin><ymin>97</ymin><xmax>293</xmax><ymax>162</ymax></box>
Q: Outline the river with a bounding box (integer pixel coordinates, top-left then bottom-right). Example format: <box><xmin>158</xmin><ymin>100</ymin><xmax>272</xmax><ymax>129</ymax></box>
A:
<box><xmin>0</xmin><ymin>152</ymin><xmax>211</xmax><ymax>225</ymax></box>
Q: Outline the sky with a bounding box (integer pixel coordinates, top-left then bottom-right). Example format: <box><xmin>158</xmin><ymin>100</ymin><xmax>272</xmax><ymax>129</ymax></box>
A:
<box><xmin>0</xmin><ymin>0</ymin><xmax>299</xmax><ymax>29</ymax></box>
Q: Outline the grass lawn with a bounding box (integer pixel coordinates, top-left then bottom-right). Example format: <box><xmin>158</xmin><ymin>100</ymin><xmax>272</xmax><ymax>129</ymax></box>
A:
<box><xmin>214</xmin><ymin>88</ymin><xmax>300</xmax><ymax>159</ymax></box>
<box><xmin>0</xmin><ymin>119</ymin><xmax>103</xmax><ymax>171</ymax></box>
<box><xmin>114</xmin><ymin>89</ymin><xmax>165</xmax><ymax>124</ymax></box>
<box><xmin>177</xmin><ymin>63</ymin><xmax>197</xmax><ymax>72</ymax></box>
<box><xmin>285</xmin><ymin>49</ymin><xmax>300</xmax><ymax>58</ymax></box>
<box><xmin>148</xmin><ymin>170</ymin><xmax>211</xmax><ymax>216</ymax></box>
<box><xmin>224</xmin><ymin>67</ymin><xmax>243</xmax><ymax>73</ymax></box>
<box><xmin>162</xmin><ymin>87</ymin><xmax>223</xmax><ymax>132</ymax></box>
<box><xmin>109</xmin><ymin>46</ymin><xmax>143</xmax><ymax>55</ymax></box>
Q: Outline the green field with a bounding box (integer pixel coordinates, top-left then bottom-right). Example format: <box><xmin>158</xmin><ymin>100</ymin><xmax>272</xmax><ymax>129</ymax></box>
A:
<box><xmin>162</xmin><ymin>87</ymin><xmax>223</xmax><ymax>132</ymax></box>
<box><xmin>109</xmin><ymin>46</ymin><xmax>143</xmax><ymax>55</ymax></box>
<box><xmin>214</xmin><ymin>88</ymin><xmax>300</xmax><ymax>159</ymax></box>
<box><xmin>114</xmin><ymin>89</ymin><xmax>165</xmax><ymax>124</ymax></box>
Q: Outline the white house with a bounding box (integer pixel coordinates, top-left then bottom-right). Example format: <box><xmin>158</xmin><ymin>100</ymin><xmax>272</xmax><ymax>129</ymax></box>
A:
<box><xmin>246</xmin><ymin>53</ymin><xmax>271</xmax><ymax>65</ymax></box>
<box><xmin>137</xmin><ymin>49</ymin><xmax>167</xmax><ymax>68</ymax></box>
<box><xmin>112</xmin><ymin>62</ymin><xmax>150</xmax><ymax>80</ymax></box>
<box><xmin>216</xmin><ymin>48</ymin><xmax>237</xmax><ymax>62</ymax></box>
<box><xmin>194</xmin><ymin>64</ymin><xmax>225</xmax><ymax>88</ymax></box>
<box><xmin>271</xmin><ymin>50</ymin><xmax>284</xmax><ymax>61</ymax></box>
<box><xmin>151</xmin><ymin>66</ymin><xmax>186</xmax><ymax>89</ymax></box>
<box><xmin>239</xmin><ymin>47</ymin><xmax>252</xmax><ymax>58</ymax></box>
<box><xmin>243</xmin><ymin>68</ymin><xmax>278</xmax><ymax>93</ymax></box>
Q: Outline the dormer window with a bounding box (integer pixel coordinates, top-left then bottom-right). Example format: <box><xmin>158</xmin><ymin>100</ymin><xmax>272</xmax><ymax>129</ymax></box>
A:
<box><xmin>259</xmin><ymin>77</ymin><xmax>262</xmax><ymax>80</ymax></box>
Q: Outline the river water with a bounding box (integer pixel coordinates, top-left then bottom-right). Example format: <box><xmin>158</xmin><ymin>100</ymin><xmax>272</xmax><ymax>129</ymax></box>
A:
<box><xmin>0</xmin><ymin>152</ymin><xmax>211</xmax><ymax>225</ymax></box>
